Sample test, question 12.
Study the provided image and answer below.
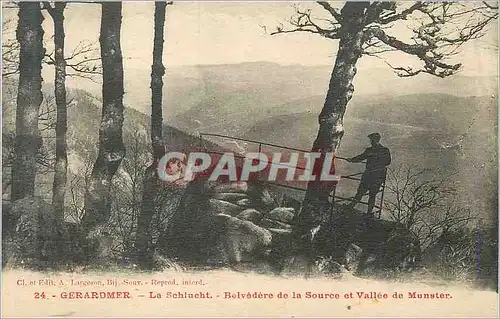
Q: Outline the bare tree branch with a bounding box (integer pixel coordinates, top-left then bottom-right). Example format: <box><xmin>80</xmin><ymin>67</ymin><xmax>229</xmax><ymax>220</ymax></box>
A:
<box><xmin>316</xmin><ymin>1</ymin><xmax>342</xmax><ymax>23</ymax></box>
<box><xmin>2</xmin><ymin>18</ymin><xmax>19</xmax><ymax>77</ymax></box>
<box><xmin>376</xmin><ymin>2</ymin><xmax>427</xmax><ymax>25</ymax></box>
<box><xmin>44</xmin><ymin>40</ymin><xmax>103</xmax><ymax>80</ymax></box>
<box><xmin>364</xmin><ymin>26</ymin><xmax>462</xmax><ymax>77</ymax></box>
<box><xmin>270</xmin><ymin>3</ymin><xmax>341</xmax><ymax>39</ymax></box>
<box><xmin>2</xmin><ymin>1</ymin><xmax>18</xmax><ymax>9</ymax></box>
<box><xmin>483</xmin><ymin>1</ymin><xmax>499</xmax><ymax>10</ymax></box>
<box><xmin>2</xmin><ymin>7</ymin><xmax>102</xmax><ymax>80</ymax></box>
<box><xmin>270</xmin><ymin>2</ymin><xmax>497</xmax><ymax>78</ymax></box>
<box><xmin>365</xmin><ymin>3</ymin><xmax>498</xmax><ymax>77</ymax></box>
<box><xmin>385</xmin><ymin>165</ymin><xmax>474</xmax><ymax>249</ymax></box>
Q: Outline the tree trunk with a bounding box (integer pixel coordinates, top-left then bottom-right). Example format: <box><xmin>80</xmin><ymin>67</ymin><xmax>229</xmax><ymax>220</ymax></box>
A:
<box><xmin>135</xmin><ymin>1</ymin><xmax>168</xmax><ymax>267</ymax></box>
<box><xmin>48</xmin><ymin>3</ymin><xmax>68</xmax><ymax>223</ymax></box>
<box><xmin>150</xmin><ymin>1</ymin><xmax>167</xmax><ymax>160</ymax></box>
<box><xmin>11</xmin><ymin>3</ymin><xmax>44</xmax><ymax>201</ymax></box>
<box><xmin>299</xmin><ymin>3</ymin><xmax>368</xmax><ymax>232</ymax></box>
<box><xmin>82</xmin><ymin>3</ymin><xmax>125</xmax><ymax>236</ymax></box>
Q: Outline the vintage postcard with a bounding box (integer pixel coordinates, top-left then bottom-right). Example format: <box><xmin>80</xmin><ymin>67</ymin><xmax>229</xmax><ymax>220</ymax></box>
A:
<box><xmin>1</xmin><ymin>1</ymin><xmax>499</xmax><ymax>318</ymax></box>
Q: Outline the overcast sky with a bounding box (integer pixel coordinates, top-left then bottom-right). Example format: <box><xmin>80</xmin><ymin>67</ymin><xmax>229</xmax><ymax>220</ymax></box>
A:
<box><xmin>2</xmin><ymin>2</ymin><xmax>498</xmax><ymax>78</ymax></box>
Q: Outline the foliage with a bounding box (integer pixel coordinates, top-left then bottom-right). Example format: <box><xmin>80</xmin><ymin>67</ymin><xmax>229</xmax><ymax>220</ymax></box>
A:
<box><xmin>385</xmin><ymin>164</ymin><xmax>475</xmax><ymax>250</ymax></box>
<box><xmin>384</xmin><ymin>164</ymin><xmax>498</xmax><ymax>287</ymax></box>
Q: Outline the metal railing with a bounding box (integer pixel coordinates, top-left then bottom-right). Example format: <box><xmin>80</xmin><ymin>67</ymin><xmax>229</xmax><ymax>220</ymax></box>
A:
<box><xmin>198</xmin><ymin>132</ymin><xmax>386</xmax><ymax>219</ymax></box>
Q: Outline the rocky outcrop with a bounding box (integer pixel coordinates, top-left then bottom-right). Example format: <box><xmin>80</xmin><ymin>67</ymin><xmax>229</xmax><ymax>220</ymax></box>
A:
<box><xmin>213</xmin><ymin>193</ymin><xmax>249</xmax><ymax>202</ymax></box>
<box><xmin>258</xmin><ymin>218</ymin><xmax>293</xmax><ymax>230</ymax></box>
<box><xmin>267</xmin><ymin>207</ymin><xmax>295</xmax><ymax>223</ymax></box>
<box><xmin>161</xmin><ymin>180</ymin><xmax>421</xmax><ymax>277</ymax></box>
<box><xmin>161</xmin><ymin>180</ymin><xmax>298</xmax><ymax>269</ymax></box>
<box><xmin>208</xmin><ymin>198</ymin><xmax>242</xmax><ymax>216</ymax></box>
<box><xmin>312</xmin><ymin>205</ymin><xmax>421</xmax><ymax>276</ymax></box>
<box><xmin>212</xmin><ymin>181</ymin><xmax>248</xmax><ymax>193</ymax></box>
<box><xmin>236</xmin><ymin>198</ymin><xmax>252</xmax><ymax>207</ymax></box>
<box><xmin>237</xmin><ymin>209</ymin><xmax>262</xmax><ymax>223</ymax></box>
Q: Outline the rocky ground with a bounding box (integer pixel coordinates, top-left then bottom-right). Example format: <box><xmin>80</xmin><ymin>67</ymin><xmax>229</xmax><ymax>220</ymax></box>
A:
<box><xmin>162</xmin><ymin>179</ymin><xmax>421</xmax><ymax>278</ymax></box>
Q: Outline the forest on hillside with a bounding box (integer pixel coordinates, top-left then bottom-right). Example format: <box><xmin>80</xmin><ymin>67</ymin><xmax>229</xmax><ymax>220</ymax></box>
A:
<box><xmin>1</xmin><ymin>1</ymin><xmax>498</xmax><ymax>291</ymax></box>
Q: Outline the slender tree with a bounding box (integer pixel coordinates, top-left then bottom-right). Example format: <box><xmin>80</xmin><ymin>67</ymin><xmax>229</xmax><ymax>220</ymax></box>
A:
<box><xmin>82</xmin><ymin>2</ymin><xmax>125</xmax><ymax>238</ymax></box>
<box><xmin>135</xmin><ymin>1</ymin><xmax>169</xmax><ymax>267</ymax></box>
<box><xmin>11</xmin><ymin>2</ymin><xmax>45</xmax><ymax>201</ymax></box>
<box><xmin>43</xmin><ymin>2</ymin><xmax>68</xmax><ymax>222</ymax></box>
<box><xmin>271</xmin><ymin>1</ymin><xmax>498</xmax><ymax>235</ymax></box>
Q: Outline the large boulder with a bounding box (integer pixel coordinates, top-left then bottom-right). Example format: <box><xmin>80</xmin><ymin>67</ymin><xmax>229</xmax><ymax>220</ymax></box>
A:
<box><xmin>258</xmin><ymin>218</ymin><xmax>292</xmax><ymax>230</ymax></box>
<box><xmin>268</xmin><ymin>228</ymin><xmax>293</xmax><ymax>237</ymax></box>
<box><xmin>311</xmin><ymin>207</ymin><xmax>421</xmax><ymax>275</ymax></box>
<box><xmin>208</xmin><ymin>198</ymin><xmax>244</xmax><ymax>216</ymax></box>
<box><xmin>236</xmin><ymin>198</ymin><xmax>252</xmax><ymax>207</ymax></box>
<box><xmin>212</xmin><ymin>181</ymin><xmax>248</xmax><ymax>193</ymax></box>
<box><xmin>237</xmin><ymin>209</ymin><xmax>262</xmax><ymax>223</ymax></box>
<box><xmin>267</xmin><ymin>207</ymin><xmax>295</xmax><ymax>223</ymax></box>
<box><xmin>213</xmin><ymin>214</ymin><xmax>273</xmax><ymax>264</ymax></box>
<box><xmin>213</xmin><ymin>192</ymin><xmax>249</xmax><ymax>202</ymax></box>
<box><xmin>267</xmin><ymin>228</ymin><xmax>294</xmax><ymax>254</ymax></box>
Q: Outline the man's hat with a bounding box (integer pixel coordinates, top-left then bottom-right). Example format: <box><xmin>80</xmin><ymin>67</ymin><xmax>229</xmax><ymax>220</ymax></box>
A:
<box><xmin>367</xmin><ymin>132</ymin><xmax>381</xmax><ymax>141</ymax></box>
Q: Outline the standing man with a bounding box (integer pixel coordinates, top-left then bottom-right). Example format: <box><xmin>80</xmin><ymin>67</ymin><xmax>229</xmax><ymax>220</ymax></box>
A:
<box><xmin>347</xmin><ymin>133</ymin><xmax>391</xmax><ymax>217</ymax></box>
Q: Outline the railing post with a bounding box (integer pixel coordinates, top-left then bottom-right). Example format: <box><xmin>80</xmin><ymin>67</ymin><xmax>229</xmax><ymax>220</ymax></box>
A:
<box><xmin>378</xmin><ymin>181</ymin><xmax>386</xmax><ymax>219</ymax></box>
<box><xmin>198</xmin><ymin>133</ymin><xmax>205</xmax><ymax>150</ymax></box>
<box><xmin>329</xmin><ymin>187</ymin><xmax>336</xmax><ymax>222</ymax></box>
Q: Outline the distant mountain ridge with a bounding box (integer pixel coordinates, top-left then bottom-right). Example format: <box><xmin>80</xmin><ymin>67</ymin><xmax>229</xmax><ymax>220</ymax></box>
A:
<box><xmin>64</xmin><ymin>61</ymin><xmax>497</xmax><ymax>118</ymax></box>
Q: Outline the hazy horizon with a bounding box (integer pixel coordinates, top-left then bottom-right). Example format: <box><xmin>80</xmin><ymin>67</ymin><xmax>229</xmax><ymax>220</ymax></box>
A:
<box><xmin>2</xmin><ymin>2</ymin><xmax>498</xmax><ymax>71</ymax></box>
